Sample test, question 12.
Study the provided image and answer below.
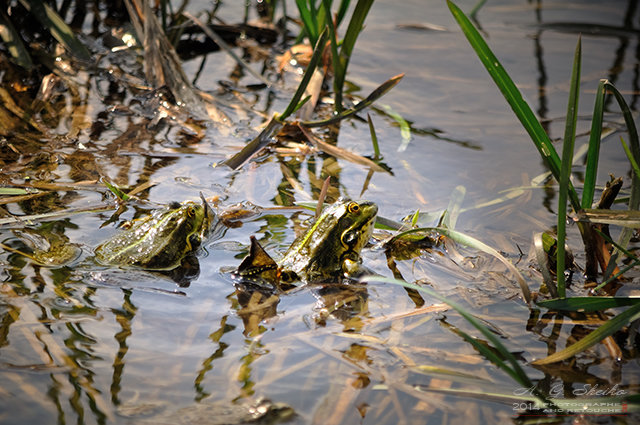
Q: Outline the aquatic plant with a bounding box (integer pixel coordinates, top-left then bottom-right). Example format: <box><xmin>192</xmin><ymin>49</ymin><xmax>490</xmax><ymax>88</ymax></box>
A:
<box><xmin>225</xmin><ymin>0</ymin><xmax>402</xmax><ymax>170</ymax></box>
<box><xmin>448</xmin><ymin>0</ymin><xmax>640</xmax><ymax>368</ymax></box>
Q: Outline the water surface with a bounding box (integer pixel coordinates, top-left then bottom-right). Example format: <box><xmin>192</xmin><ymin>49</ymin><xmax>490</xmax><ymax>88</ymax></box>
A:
<box><xmin>1</xmin><ymin>1</ymin><xmax>639</xmax><ymax>424</ymax></box>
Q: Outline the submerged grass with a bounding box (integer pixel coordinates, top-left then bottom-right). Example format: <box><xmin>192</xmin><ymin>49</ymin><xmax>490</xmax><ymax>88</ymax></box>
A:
<box><xmin>366</xmin><ymin>276</ymin><xmax>551</xmax><ymax>408</ymax></box>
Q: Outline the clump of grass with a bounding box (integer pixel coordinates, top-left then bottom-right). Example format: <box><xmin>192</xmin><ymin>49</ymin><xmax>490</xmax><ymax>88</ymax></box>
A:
<box><xmin>448</xmin><ymin>0</ymin><xmax>640</xmax><ymax>364</ymax></box>
<box><xmin>294</xmin><ymin>0</ymin><xmax>376</xmax><ymax>112</ymax></box>
<box><xmin>225</xmin><ymin>0</ymin><xmax>403</xmax><ymax>170</ymax></box>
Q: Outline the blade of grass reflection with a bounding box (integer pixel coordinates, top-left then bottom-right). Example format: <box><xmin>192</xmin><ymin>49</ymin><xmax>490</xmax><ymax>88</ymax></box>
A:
<box><xmin>362</xmin><ymin>303</ymin><xmax>449</xmax><ymax>327</ymax></box>
<box><xmin>17</xmin><ymin>0</ymin><xmax>91</xmax><ymax>61</ymax></box>
<box><xmin>279</xmin><ymin>160</ymin><xmax>312</xmax><ymax>200</ymax></box>
<box><xmin>0</xmin><ymin>87</ymin><xmax>45</xmax><ymax>132</ymax></box>
<box><xmin>0</xmin><ymin>10</ymin><xmax>33</xmax><ymax>69</ymax></box>
<box><xmin>3</xmin><ymin>285</ymin><xmax>113</xmax><ymax>420</ymax></box>
<box><xmin>259</xmin><ymin>351</ymin><xmax>327</xmax><ymax>392</ymax></box>
<box><xmin>4</xmin><ymin>372</ymin><xmax>52</xmax><ymax>411</ymax></box>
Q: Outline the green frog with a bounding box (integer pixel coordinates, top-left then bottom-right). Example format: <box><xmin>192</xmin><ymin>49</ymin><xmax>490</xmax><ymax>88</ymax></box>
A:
<box><xmin>236</xmin><ymin>199</ymin><xmax>378</xmax><ymax>285</ymax></box>
<box><xmin>95</xmin><ymin>195</ymin><xmax>217</xmax><ymax>271</ymax></box>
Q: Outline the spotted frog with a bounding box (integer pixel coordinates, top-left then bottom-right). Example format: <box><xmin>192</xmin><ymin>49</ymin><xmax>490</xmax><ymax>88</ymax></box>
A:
<box><xmin>236</xmin><ymin>199</ymin><xmax>378</xmax><ymax>285</ymax></box>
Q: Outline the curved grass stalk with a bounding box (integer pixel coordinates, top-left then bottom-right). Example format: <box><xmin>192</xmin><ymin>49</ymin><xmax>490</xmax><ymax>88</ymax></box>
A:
<box><xmin>581</xmin><ymin>80</ymin><xmax>606</xmax><ymax>210</ymax></box>
<box><xmin>601</xmin><ymin>84</ymin><xmax>640</xmax><ymax>280</ymax></box>
<box><xmin>389</xmin><ymin>226</ymin><xmax>531</xmax><ymax>304</ymax></box>
<box><xmin>333</xmin><ymin>0</ymin><xmax>374</xmax><ymax>112</ymax></box>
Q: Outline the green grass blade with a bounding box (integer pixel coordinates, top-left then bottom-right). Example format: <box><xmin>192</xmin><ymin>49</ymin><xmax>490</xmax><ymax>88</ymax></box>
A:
<box><xmin>581</xmin><ymin>79</ymin><xmax>606</xmax><ymax>209</ymax></box>
<box><xmin>366</xmin><ymin>114</ymin><xmax>381</xmax><ymax>159</ymax></box>
<box><xmin>594</xmin><ymin>261</ymin><xmax>640</xmax><ymax>293</ymax></box>
<box><xmin>602</xmin><ymin>83</ymin><xmax>640</xmax><ymax>280</ymax></box>
<box><xmin>556</xmin><ymin>37</ymin><xmax>581</xmax><ymax>298</ymax></box>
<box><xmin>19</xmin><ymin>0</ymin><xmax>91</xmax><ymax>61</ymax></box>
<box><xmin>295</xmin><ymin>0</ymin><xmax>318</xmax><ymax>45</ymax></box>
<box><xmin>447</xmin><ymin>1</ymin><xmax>580</xmax><ymax>211</ymax></box>
<box><xmin>605</xmin><ymin>81</ymin><xmax>640</xmax><ymax>211</ymax></box>
<box><xmin>335</xmin><ymin>0</ymin><xmax>351</xmax><ymax>27</ymax></box>
<box><xmin>538</xmin><ymin>297</ymin><xmax>640</xmax><ymax>312</ymax></box>
<box><xmin>533</xmin><ymin>302</ymin><xmax>640</xmax><ymax>365</ymax></box>
<box><xmin>333</xmin><ymin>0</ymin><xmax>375</xmax><ymax>112</ymax></box>
<box><xmin>0</xmin><ymin>187</ymin><xmax>31</xmax><ymax>195</ymax></box>
<box><xmin>278</xmin><ymin>28</ymin><xmax>329</xmax><ymax>121</ymax></box>
<box><xmin>605</xmin><ymin>82</ymin><xmax>640</xmax><ymax>168</ymax></box>
<box><xmin>604</xmin><ymin>84</ymin><xmax>640</xmax><ymax>204</ymax></box>
<box><xmin>102</xmin><ymin>179</ymin><xmax>130</xmax><ymax>201</ymax></box>
<box><xmin>316</xmin><ymin>0</ymin><xmax>330</xmax><ymax>38</ymax></box>
<box><xmin>322</xmin><ymin>0</ymin><xmax>343</xmax><ymax>82</ymax></box>
<box><xmin>290</xmin><ymin>95</ymin><xmax>312</xmax><ymax>115</ymax></box>
<box><xmin>622</xmin><ymin>136</ymin><xmax>640</xmax><ymax>178</ymax></box>
<box><xmin>0</xmin><ymin>11</ymin><xmax>33</xmax><ymax>69</ymax></box>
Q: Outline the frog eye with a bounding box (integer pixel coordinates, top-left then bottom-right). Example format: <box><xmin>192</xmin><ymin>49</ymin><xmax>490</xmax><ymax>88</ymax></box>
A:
<box><xmin>187</xmin><ymin>206</ymin><xmax>196</xmax><ymax>217</ymax></box>
<box><xmin>347</xmin><ymin>202</ymin><xmax>360</xmax><ymax>214</ymax></box>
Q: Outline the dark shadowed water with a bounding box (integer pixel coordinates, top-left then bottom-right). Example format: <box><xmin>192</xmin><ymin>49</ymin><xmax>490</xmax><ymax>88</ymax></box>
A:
<box><xmin>1</xmin><ymin>0</ymin><xmax>639</xmax><ymax>424</ymax></box>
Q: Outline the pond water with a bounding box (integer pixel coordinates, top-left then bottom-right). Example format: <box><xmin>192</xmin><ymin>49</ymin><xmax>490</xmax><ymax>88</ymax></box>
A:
<box><xmin>1</xmin><ymin>0</ymin><xmax>639</xmax><ymax>424</ymax></box>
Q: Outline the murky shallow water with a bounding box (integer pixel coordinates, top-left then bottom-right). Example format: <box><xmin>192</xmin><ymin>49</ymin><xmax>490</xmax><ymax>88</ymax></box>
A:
<box><xmin>1</xmin><ymin>0</ymin><xmax>640</xmax><ymax>424</ymax></box>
